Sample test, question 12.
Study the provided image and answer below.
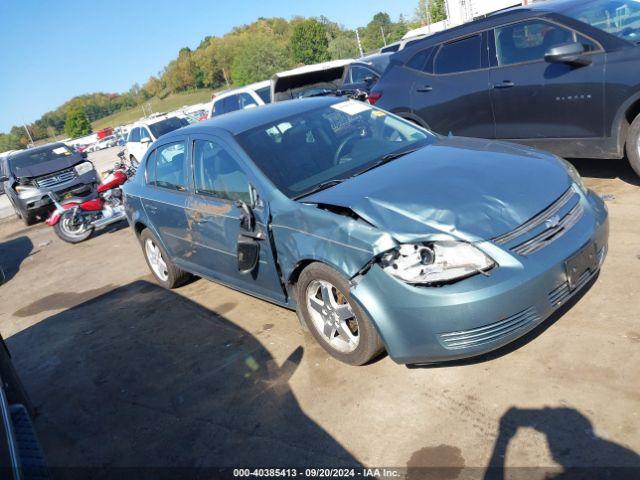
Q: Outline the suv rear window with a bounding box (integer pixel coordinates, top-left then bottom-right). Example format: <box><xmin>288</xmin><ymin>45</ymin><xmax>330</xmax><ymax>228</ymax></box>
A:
<box><xmin>148</xmin><ymin>117</ymin><xmax>189</xmax><ymax>139</ymax></box>
<box><xmin>434</xmin><ymin>35</ymin><xmax>482</xmax><ymax>74</ymax></box>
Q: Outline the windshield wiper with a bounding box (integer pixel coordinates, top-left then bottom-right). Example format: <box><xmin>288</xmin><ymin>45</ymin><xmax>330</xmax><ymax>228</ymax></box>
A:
<box><xmin>352</xmin><ymin>147</ymin><xmax>422</xmax><ymax>178</ymax></box>
<box><xmin>293</xmin><ymin>178</ymin><xmax>347</xmax><ymax>200</ymax></box>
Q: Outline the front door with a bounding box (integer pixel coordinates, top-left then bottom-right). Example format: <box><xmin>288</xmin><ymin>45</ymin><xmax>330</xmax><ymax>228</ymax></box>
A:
<box><xmin>410</xmin><ymin>32</ymin><xmax>495</xmax><ymax>138</ymax></box>
<box><xmin>490</xmin><ymin>19</ymin><xmax>605</xmax><ymax>139</ymax></box>
<box><xmin>186</xmin><ymin>135</ymin><xmax>286</xmax><ymax>303</ymax></box>
<box><xmin>141</xmin><ymin>138</ymin><xmax>194</xmax><ymax>263</ymax></box>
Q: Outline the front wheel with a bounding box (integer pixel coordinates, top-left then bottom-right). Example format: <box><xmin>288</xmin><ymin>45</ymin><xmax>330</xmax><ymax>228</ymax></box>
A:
<box><xmin>53</xmin><ymin>210</ymin><xmax>93</xmax><ymax>243</ymax></box>
<box><xmin>139</xmin><ymin>229</ymin><xmax>190</xmax><ymax>288</ymax></box>
<box><xmin>296</xmin><ymin>263</ymin><xmax>384</xmax><ymax>366</ymax></box>
<box><xmin>625</xmin><ymin>113</ymin><xmax>640</xmax><ymax>176</ymax></box>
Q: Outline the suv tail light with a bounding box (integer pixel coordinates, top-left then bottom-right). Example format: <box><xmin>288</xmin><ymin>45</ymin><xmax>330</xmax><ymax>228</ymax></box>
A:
<box><xmin>368</xmin><ymin>91</ymin><xmax>382</xmax><ymax>105</ymax></box>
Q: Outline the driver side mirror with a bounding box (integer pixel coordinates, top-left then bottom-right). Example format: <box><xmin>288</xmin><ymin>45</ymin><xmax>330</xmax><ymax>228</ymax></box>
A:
<box><xmin>545</xmin><ymin>42</ymin><xmax>591</xmax><ymax>66</ymax></box>
<box><xmin>0</xmin><ymin>175</ymin><xmax>8</xmax><ymax>183</ymax></box>
<box><xmin>140</xmin><ymin>137</ymin><xmax>151</xmax><ymax>144</ymax></box>
<box><xmin>81</xmin><ymin>151</ymin><xmax>88</xmax><ymax>159</ymax></box>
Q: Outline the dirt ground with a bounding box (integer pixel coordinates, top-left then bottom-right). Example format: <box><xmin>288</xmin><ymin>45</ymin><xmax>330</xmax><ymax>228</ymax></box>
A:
<box><xmin>1</xmin><ymin>152</ymin><xmax>639</xmax><ymax>478</ymax></box>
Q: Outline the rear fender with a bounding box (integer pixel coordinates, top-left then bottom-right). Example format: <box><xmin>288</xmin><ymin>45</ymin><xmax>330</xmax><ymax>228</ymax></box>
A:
<box><xmin>46</xmin><ymin>203</ymin><xmax>79</xmax><ymax>226</ymax></box>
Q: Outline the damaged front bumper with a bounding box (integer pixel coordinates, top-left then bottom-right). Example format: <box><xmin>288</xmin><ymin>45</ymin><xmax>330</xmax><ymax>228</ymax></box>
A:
<box><xmin>349</xmin><ymin>191</ymin><xmax>609</xmax><ymax>365</ymax></box>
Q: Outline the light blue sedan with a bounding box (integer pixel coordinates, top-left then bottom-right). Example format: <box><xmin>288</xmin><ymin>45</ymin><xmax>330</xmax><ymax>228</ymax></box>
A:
<box><xmin>122</xmin><ymin>97</ymin><xmax>608</xmax><ymax>365</ymax></box>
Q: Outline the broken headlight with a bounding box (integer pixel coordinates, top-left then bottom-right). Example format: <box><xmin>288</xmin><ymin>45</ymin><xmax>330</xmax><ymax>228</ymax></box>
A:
<box><xmin>380</xmin><ymin>241</ymin><xmax>495</xmax><ymax>285</ymax></box>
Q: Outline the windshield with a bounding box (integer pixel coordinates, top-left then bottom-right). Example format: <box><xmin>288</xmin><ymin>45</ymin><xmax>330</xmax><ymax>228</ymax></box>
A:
<box><xmin>148</xmin><ymin>117</ymin><xmax>189</xmax><ymax>139</ymax></box>
<box><xmin>8</xmin><ymin>145</ymin><xmax>73</xmax><ymax>171</ymax></box>
<box><xmin>235</xmin><ymin>101</ymin><xmax>435</xmax><ymax>199</ymax></box>
<box><xmin>563</xmin><ymin>0</ymin><xmax>640</xmax><ymax>42</ymax></box>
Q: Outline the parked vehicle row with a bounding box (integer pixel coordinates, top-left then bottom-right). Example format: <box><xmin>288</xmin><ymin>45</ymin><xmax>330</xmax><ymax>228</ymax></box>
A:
<box><xmin>122</xmin><ymin>97</ymin><xmax>609</xmax><ymax>366</ymax></box>
<box><xmin>369</xmin><ymin>0</ymin><xmax>640</xmax><ymax>176</ymax></box>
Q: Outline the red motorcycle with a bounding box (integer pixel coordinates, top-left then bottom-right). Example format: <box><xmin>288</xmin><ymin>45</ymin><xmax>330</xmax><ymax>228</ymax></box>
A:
<box><xmin>46</xmin><ymin>151</ymin><xmax>137</xmax><ymax>243</ymax></box>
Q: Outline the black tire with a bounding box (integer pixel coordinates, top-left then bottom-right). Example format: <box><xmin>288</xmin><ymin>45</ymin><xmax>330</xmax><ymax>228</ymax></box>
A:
<box><xmin>139</xmin><ymin>228</ymin><xmax>190</xmax><ymax>289</ymax></box>
<box><xmin>296</xmin><ymin>263</ymin><xmax>384</xmax><ymax>366</ymax></box>
<box><xmin>53</xmin><ymin>211</ymin><xmax>93</xmax><ymax>243</ymax></box>
<box><xmin>21</xmin><ymin>211</ymin><xmax>36</xmax><ymax>226</ymax></box>
<box><xmin>626</xmin><ymin>113</ymin><xmax>640</xmax><ymax>176</ymax></box>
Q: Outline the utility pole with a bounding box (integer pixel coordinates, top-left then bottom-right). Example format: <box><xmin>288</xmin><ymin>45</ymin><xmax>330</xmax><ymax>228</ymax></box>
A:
<box><xmin>380</xmin><ymin>26</ymin><xmax>387</xmax><ymax>46</ymax></box>
<box><xmin>23</xmin><ymin>124</ymin><xmax>34</xmax><ymax>147</ymax></box>
<box><xmin>355</xmin><ymin>28</ymin><xmax>364</xmax><ymax>57</ymax></box>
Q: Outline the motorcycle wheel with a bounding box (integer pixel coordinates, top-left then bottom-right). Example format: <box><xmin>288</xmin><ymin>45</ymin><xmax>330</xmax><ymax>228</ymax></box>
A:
<box><xmin>53</xmin><ymin>211</ymin><xmax>93</xmax><ymax>243</ymax></box>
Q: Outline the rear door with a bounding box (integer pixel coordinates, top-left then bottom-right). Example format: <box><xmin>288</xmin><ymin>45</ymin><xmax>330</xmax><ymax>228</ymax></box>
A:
<box><xmin>127</xmin><ymin>128</ymin><xmax>142</xmax><ymax>160</ymax></box>
<box><xmin>187</xmin><ymin>134</ymin><xmax>286</xmax><ymax>302</ymax></box>
<box><xmin>489</xmin><ymin>18</ymin><xmax>605</xmax><ymax>139</ymax></box>
<box><xmin>410</xmin><ymin>33</ymin><xmax>495</xmax><ymax>137</ymax></box>
<box><xmin>141</xmin><ymin>137</ymin><xmax>194</xmax><ymax>263</ymax></box>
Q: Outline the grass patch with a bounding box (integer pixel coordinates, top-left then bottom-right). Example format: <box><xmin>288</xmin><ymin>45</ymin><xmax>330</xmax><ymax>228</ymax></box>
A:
<box><xmin>91</xmin><ymin>89</ymin><xmax>214</xmax><ymax>130</ymax></box>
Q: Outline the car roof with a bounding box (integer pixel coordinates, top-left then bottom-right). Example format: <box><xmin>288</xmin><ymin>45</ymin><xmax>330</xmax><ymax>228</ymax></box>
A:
<box><xmin>400</xmin><ymin>3</ymin><xmax>562</xmax><ymax>50</ymax></box>
<box><xmin>213</xmin><ymin>80</ymin><xmax>271</xmax><ymax>101</ymax></box>
<box><xmin>163</xmin><ymin>97</ymin><xmax>345</xmax><ymax>138</ymax></box>
<box><xmin>133</xmin><ymin>115</ymin><xmax>178</xmax><ymax>127</ymax></box>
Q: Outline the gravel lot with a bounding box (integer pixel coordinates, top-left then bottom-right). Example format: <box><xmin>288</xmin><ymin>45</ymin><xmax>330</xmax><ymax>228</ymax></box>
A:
<box><xmin>1</xmin><ymin>152</ymin><xmax>639</xmax><ymax>477</ymax></box>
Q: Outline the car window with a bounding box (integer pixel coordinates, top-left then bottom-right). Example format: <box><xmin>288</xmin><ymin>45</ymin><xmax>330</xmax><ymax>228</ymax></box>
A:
<box><xmin>235</xmin><ymin>101</ymin><xmax>434</xmax><ymax>199</ymax></box>
<box><xmin>149</xmin><ymin>142</ymin><xmax>187</xmax><ymax>191</ymax></box>
<box><xmin>256</xmin><ymin>86</ymin><xmax>271</xmax><ymax>104</ymax></box>
<box><xmin>193</xmin><ymin>139</ymin><xmax>249</xmax><ymax>202</ymax></box>
<box><xmin>434</xmin><ymin>35</ymin><xmax>482</xmax><ymax>74</ymax></box>
<box><xmin>495</xmin><ymin>20</ymin><xmax>576</xmax><ymax>66</ymax></box>
<box><xmin>145</xmin><ymin>149</ymin><xmax>157</xmax><ymax>185</ymax></box>
<box><xmin>406</xmin><ymin>46</ymin><xmax>436</xmax><ymax>72</ymax></box>
<box><xmin>380</xmin><ymin>44</ymin><xmax>400</xmax><ymax>53</ymax></box>
<box><xmin>562</xmin><ymin>0</ymin><xmax>640</xmax><ymax>43</ymax></box>
<box><xmin>140</xmin><ymin>128</ymin><xmax>152</xmax><ymax>141</ymax></box>
<box><xmin>348</xmin><ymin>66</ymin><xmax>378</xmax><ymax>84</ymax></box>
<box><xmin>238</xmin><ymin>93</ymin><xmax>258</xmax><ymax>110</ymax></box>
<box><xmin>148</xmin><ymin>117</ymin><xmax>189</xmax><ymax>139</ymax></box>
<box><xmin>129</xmin><ymin>128</ymin><xmax>140</xmax><ymax>143</ymax></box>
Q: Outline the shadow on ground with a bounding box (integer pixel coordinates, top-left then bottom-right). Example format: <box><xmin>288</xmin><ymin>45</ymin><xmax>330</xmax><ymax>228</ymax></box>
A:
<box><xmin>569</xmin><ymin>157</ymin><xmax>640</xmax><ymax>187</ymax></box>
<box><xmin>7</xmin><ymin>280</ymin><xmax>359</xmax><ymax>477</ymax></box>
<box><xmin>0</xmin><ymin>235</ymin><xmax>34</xmax><ymax>284</ymax></box>
<box><xmin>483</xmin><ymin>407</ymin><xmax>640</xmax><ymax>480</ymax></box>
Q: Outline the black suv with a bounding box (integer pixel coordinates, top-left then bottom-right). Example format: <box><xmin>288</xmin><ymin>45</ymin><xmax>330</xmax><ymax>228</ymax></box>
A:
<box><xmin>370</xmin><ymin>0</ymin><xmax>640</xmax><ymax>175</ymax></box>
<box><xmin>0</xmin><ymin>143</ymin><xmax>99</xmax><ymax>225</ymax></box>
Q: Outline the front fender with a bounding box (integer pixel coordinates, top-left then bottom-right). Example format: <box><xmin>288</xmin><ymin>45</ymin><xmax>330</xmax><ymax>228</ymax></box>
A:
<box><xmin>270</xmin><ymin>202</ymin><xmax>396</xmax><ymax>285</ymax></box>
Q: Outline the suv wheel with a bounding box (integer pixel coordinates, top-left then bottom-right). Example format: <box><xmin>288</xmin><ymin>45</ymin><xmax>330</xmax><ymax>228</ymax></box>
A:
<box><xmin>139</xmin><ymin>229</ymin><xmax>190</xmax><ymax>289</ymax></box>
<box><xmin>626</xmin><ymin>114</ymin><xmax>640</xmax><ymax>176</ymax></box>
<box><xmin>296</xmin><ymin>263</ymin><xmax>384</xmax><ymax>365</ymax></box>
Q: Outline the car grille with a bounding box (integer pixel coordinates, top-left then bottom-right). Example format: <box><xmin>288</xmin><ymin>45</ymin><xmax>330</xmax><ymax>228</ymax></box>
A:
<box><xmin>493</xmin><ymin>187</ymin><xmax>582</xmax><ymax>256</ymax></box>
<box><xmin>512</xmin><ymin>203</ymin><xmax>584</xmax><ymax>256</ymax></box>
<box><xmin>438</xmin><ymin>306</ymin><xmax>540</xmax><ymax>350</ymax></box>
<box><xmin>34</xmin><ymin>169</ymin><xmax>76</xmax><ymax>189</ymax></box>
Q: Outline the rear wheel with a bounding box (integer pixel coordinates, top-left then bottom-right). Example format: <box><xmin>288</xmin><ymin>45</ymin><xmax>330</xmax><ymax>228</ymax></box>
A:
<box><xmin>139</xmin><ymin>229</ymin><xmax>190</xmax><ymax>288</ymax></box>
<box><xmin>296</xmin><ymin>263</ymin><xmax>384</xmax><ymax>365</ymax></box>
<box><xmin>53</xmin><ymin>210</ymin><xmax>93</xmax><ymax>243</ymax></box>
<box><xmin>625</xmin><ymin>113</ymin><xmax>640</xmax><ymax>176</ymax></box>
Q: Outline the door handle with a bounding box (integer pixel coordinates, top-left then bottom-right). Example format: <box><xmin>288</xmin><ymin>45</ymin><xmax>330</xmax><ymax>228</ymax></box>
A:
<box><xmin>416</xmin><ymin>85</ymin><xmax>433</xmax><ymax>92</ymax></box>
<box><xmin>493</xmin><ymin>81</ymin><xmax>515</xmax><ymax>89</ymax></box>
<box><xmin>145</xmin><ymin>204</ymin><xmax>158</xmax><ymax>213</ymax></box>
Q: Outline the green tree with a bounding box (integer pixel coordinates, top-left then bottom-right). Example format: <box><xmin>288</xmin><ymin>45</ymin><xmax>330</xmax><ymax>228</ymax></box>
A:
<box><xmin>414</xmin><ymin>0</ymin><xmax>430</xmax><ymax>24</ymax></box>
<box><xmin>64</xmin><ymin>107</ymin><xmax>92</xmax><ymax>138</ymax></box>
<box><xmin>230</xmin><ymin>34</ymin><xmax>293</xmax><ymax>85</ymax></box>
<box><xmin>429</xmin><ymin>0</ymin><xmax>447</xmax><ymax>23</ymax></box>
<box><xmin>361</xmin><ymin>12</ymin><xmax>393</xmax><ymax>52</ymax></box>
<box><xmin>291</xmin><ymin>19</ymin><xmax>330</xmax><ymax>64</ymax></box>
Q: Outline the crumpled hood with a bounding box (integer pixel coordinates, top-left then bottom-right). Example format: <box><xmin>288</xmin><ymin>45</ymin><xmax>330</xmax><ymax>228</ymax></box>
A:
<box><xmin>13</xmin><ymin>155</ymin><xmax>83</xmax><ymax>179</ymax></box>
<box><xmin>304</xmin><ymin>137</ymin><xmax>572</xmax><ymax>242</ymax></box>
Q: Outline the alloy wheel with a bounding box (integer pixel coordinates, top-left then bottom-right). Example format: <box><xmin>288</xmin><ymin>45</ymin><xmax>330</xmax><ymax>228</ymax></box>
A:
<box><xmin>145</xmin><ymin>238</ymin><xmax>169</xmax><ymax>282</ymax></box>
<box><xmin>305</xmin><ymin>279</ymin><xmax>359</xmax><ymax>353</ymax></box>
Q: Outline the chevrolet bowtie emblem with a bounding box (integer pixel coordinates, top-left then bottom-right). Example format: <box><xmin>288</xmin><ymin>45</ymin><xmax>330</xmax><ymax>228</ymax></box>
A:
<box><xmin>545</xmin><ymin>215</ymin><xmax>561</xmax><ymax>229</ymax></box>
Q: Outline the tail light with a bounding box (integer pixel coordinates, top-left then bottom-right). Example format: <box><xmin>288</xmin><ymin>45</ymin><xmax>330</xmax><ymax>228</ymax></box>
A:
<box><xmin>368</xmin><ymin>91</ymin><xmax>382</xmax><ymax>105</ymax></box>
